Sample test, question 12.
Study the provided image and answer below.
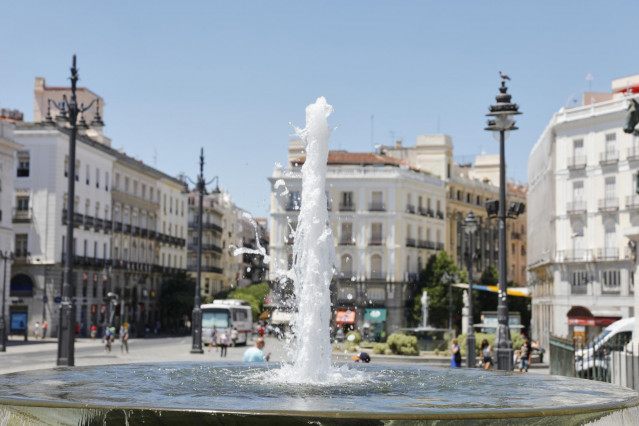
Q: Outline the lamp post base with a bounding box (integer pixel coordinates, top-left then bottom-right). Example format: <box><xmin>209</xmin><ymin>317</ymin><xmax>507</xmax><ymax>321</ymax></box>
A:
<box><xmin>57</xmin><ymin>301</ymin><xmax>76</xmax><ymax>366</ymax></box>
<box><xmin>495</xmin><ymin>322</ymin><xmax>513</xmax><ymax>371</ymax></box>
<box><xmin>190</xmin><ymin>307</ymin><xmax>204</xmax><ymax>354</ymax></box>
<box><xmin>466</xmin><ymin>333</ymin><xmax>476</xmax><ymax>368</ymax></box>
<box><xmin>0</xmin><ymin>317</ymin><xmax>6</xmax><ymax>352</ymax></box>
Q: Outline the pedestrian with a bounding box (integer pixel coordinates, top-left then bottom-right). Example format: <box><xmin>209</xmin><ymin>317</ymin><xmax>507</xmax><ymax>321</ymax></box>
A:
<box><xmin>120</xmin><ymin>325</ymin><xmax>129</xmax><ymax>354</ymax></box>
<box><xmin>351</xmin><ymin>352</ymin><xmax>371</xmax><ymax>363</ymax></box>
<box><xmin>231</xmin><ymin>327</ymin><xmax>238</xmax><ymax>347</ymax></box>
<box><xmin>209</xmin><ymin>326</ymin><xmax>218</xmax><ymax>352</ymax></box>
<box><xmin>450</xmin><ymin>338</ymin><xmax>462</xmax><ymax>368</ymax></box>
<box><xmin>243</xmin><ymin>337</ymin><xmax>270</xmax><ymax>362</ymax></box>
<box><xmin>519</xmin><ymin>336</ymin><xmax>532</xmax><ymax>372</ymax></box>
<box><xmin>90</xmin><ymin>324</ymin><xmax>97</xmax><ymax>340</ymax></box>
<box><xmin>259</xmin><ymin>324</ymin><xmax>264</xmax><ymax>338</ymax></box>
<box><xmin>103</xmin><ymin>327</ymin><xmax>112</xmax><ymax>353</ymax></box>
<box><xmin>34</xmin><ymin>321</ymin><xmax>40</xmax><ymax>339</ymax></box>
<box><xmin>219</xmin><ymin>330</ymin><xmax>229</xmax><ymax>357</ymax></box>
<box><xmin>42</xmin><ymin>320</ymin><xmax>48</xmax><ymax>339</ymax></box>
<box><xmin>481</xmin><ymin>339</ymin><xmax>493</xmax><ymax>370</ymax></box>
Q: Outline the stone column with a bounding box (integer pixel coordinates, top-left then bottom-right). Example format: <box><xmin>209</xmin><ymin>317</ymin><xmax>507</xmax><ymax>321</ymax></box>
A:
<box><xmin>623</xmin><ymin>227</ymin><xmax>639</xmax><ymax>353</ymax></box>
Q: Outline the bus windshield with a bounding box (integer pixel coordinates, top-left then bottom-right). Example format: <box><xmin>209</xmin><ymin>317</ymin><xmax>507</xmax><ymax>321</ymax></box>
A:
<box><xmin>202</xmin><ymin>309</ymin><xmax>230</xmax><ymax>329</ymax></box>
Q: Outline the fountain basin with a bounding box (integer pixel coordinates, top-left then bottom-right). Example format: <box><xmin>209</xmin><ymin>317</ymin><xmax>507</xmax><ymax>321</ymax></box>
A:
<box><xmin>0</xmin><ymin>362</ymin><xmax>638</xmax><ymax>425</ymax></box>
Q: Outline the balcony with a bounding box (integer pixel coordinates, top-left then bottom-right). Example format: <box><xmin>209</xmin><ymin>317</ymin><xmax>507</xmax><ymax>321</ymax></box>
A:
<box><xmin>140</xmin><ymin>228</ymin><xmax>148</xmax><ymax>237</ymax></box>
<box><xmin>596</xmin><ymin>247</ymin><xmax>619</xmax><ymax>261</ymax></box>
<box><xmin>598</xmin><ymin>197</ymin><xmax>619</xmax><ymax>212</ymax></box>
<box><xmin>94</xmin><ymin>218</ymin><xmax>103</xmax><ymax>231</ymax></box>
<box><xmin>285</xmin><ymin>204</ymin><xmax>300</xmax><ymax>211</ymax></box>
<box><xmin>436</xmin><ymin>242</ymin><xmax>445</xmax><ymax>250</ymax></box>
<box><xmin>203</xmin><ymin>222</ymin><xmax>223</xmax><ymax>232</ymax></box>
<box><xmin>599</xmin><ymin>150</ymin><xmax>619</xmax><ymax>166</ymax></box>
<box><xmin>188</xmin><ymin>243</ymin><xmax>222</xmax><ymax>253</ymax></box>
<box><xmin>148</xmin><ymin>230</ymin><xmax>156</xmax><ymax>239</ymax></box>
<box><xmin>417</xmin><ymin>240</ymin><xmax>427</xmax><ymax>249</ymax></box>
<box><xmin>132</xmin><ymin>226</ymin><xmax>140</xmax><ymax>236</ymax></box>
<box><xmin>12</xmin><ymin>208</ymin><xmax>32</xmax><ymax>223</ymax></box>
<box><xmin>368</xmin><ymin>271</ymin><xmax>385</xmax><ymax>281</ymax></box>
<box><xmin>511</xmin><ymin>232</ymin><xmax>521</xmax><ymax>240</ymax></box>
<box><xmin>369</xmin><ymin>202</ymin><xmax>385</xmax><ymax>212</ymax></box>
<box><xmin>406</xmin><ymin>238</ymin><xmax>416</xmax><ymax>247</ymax></box>
<box><xmin>104</xmin><ymin>220</ymin><xmax>112</xmax><ymax>233</ymax></box>
<box><xmin>436</xmin><ymin>210</ymin><xmax>445</xmax><ymax>220</ymax></box>
<box><xmin>626</xmin><ymin>195</ymin><xmax>639</xmax><ymax>209</ymax></box>
<box><xmin>406</xmin><ymin>204</ymin><xmax>415</xmax><ymax>214</ymax></box>
<box><xmin>84</xmin><ymin>215</ymin><xmax>94</xmax><ymax>229</ymax></box>
<box><xmin>567</xmin><ymin>155</ymin><xmax>587</xmax><ymax>170</ymax></box>
<box><xmin>114</xmin><ymin>222</ymin><xmax>123</xmax><ymax>233</ymax></box>
<box><xmin>557</xmin><ymin>249</ymin><xmax>587</xmax><ymax>262</ymax></box>
<box><xmin>566</xmin><ymin>200</ymin><xmax>587</xmax><ymax>215</ymax></box>
<box><xmin>123</xmin><ymin>224</ymin><xmax>132</xmax><ymax>234</ymax></box>
<box><xmin>418</xmin><ymin>207</ymin><xmax>434</xmax><ymax>217</ymax></box>
<box><xmin>339</xmin><ymin>237</ymin><xmax>355</xmax><ymax>246</ymax></box>
<box><xmin>187</xmin><ymin>264</ymin><xmax>223</xmax><ymax>274</ymax></box>
<box><xmin>369</xmin><ymin>236</ymin><xmax>384</xmax><ymax>246</ymax></box>
<box><xmin>339</xmin><ymin>203</ymin><xmax>356</xmax><ymax>212</ymax></box>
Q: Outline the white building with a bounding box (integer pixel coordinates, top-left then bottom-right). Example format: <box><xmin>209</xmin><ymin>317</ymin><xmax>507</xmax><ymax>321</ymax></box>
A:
<box><xmin>269</xmin><ymin>139</ymin><xmax>446</xmax><ymax>336</ymax></box>
<box><xmin>528</xmin><ymin>75</ymin><xmax>639</xmax><ymax>349</ymax></box>
<box><xmin>0</xmin><ymin>116</ymin><xmax>22</xmax><ymax>337</ymax></box>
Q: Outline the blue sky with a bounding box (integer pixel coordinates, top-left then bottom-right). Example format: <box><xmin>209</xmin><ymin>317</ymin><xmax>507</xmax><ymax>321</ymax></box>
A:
<box><xmin>0</xmin><ymin>1</ymin><xmax>636</xmax><ymax>219</ymax></box>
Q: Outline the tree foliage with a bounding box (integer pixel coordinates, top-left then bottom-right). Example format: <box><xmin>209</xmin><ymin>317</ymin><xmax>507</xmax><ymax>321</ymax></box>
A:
<box><xmin>228</xmin><ymin>282</ymin><xmax>270</xmax><ymax>321</ymax></box>
<box><xmin>412</xmin><ymin>251</ymin><xmax>465</xmax><ymax>331</ymax></box>
<box><xmin>159</xmin><ymin>271</ymin><xmax>196</xmax><ymax>329</ymax></box>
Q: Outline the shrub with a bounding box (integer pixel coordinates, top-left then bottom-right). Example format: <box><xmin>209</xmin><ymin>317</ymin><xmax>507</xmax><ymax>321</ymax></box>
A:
<box><xmin>387</xmin><ymin>333</ymin><xmax>419</xmax><ymax>355</ymax></box>
<box><xmin>454</xmin><ymin>332</ymin><xmax>524</xmax><ymax>356</ymax></box>
<box><xmin>372</xmin><ymin>343</ymin><xmax>389</xmax><ymax>354</ymax></box>
<box><xmin>345</xmin><ymin>330</ymin><xmax>362</xmax><ymax>345</ymax></box>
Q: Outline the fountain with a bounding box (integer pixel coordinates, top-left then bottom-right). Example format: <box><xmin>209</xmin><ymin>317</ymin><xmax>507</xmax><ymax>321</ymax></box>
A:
<box><xmin>1</xmin><ymin>97</ymin><xmax>638</xmax><ymax>425</ymax></box>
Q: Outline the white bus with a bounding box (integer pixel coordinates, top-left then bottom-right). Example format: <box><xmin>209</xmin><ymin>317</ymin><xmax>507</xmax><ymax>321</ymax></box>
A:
<box><xmin>201</xmin><ymin>299</ymin><xmax>253</xmax><ymax>346</ymax></box>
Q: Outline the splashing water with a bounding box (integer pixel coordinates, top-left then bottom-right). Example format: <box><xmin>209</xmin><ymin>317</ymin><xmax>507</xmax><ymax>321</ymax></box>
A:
<box><xmin>274</xmin><ymin>97</ymin><xmax>337</xmax><ymax>383</ymax></box>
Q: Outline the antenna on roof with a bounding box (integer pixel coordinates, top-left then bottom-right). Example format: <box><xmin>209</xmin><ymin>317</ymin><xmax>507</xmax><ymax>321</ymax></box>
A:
<box><xmin>370</xmin><ymin>114</ymin><xmax>374</xmax><ymax>152</ymax></box>
<box><xmin>585</xmin><ymin>73</ymin><xmax>594</xmax><ymax>92</ymax></box>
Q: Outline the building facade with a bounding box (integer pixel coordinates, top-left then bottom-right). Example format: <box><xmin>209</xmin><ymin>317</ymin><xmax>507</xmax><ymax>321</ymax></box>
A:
<box><xmin>528</xmin><ymin>75</ymin><xmax>639</xmax><ymax>349</ymax></box>
<box><xmin>269</xmin><ymin>139</ymin><xmax>447</xmax><ymax>336</ymax></box>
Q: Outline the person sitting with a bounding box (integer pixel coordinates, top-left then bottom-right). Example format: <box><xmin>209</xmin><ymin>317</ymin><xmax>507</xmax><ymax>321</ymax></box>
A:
<box><xmin>243</xmin><ymin>337</ymin><xmax>270</xmax><ymax>362</ymax></box>
<box><xmin>351</xmin><ymin>352</ymin><xmax>371</xmax><ymax>363</ymax></box>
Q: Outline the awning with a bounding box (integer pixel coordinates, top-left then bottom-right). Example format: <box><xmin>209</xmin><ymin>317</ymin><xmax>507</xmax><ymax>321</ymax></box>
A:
<box><xmin>364</xmin><ymin>308</ymin><xmax>387</xmax><ymax>322</ymax></box>
<box><xmin>567</xmin><ymin>317</ymin><xmax>620</xmax><ymax>326</ymax></box>
<box><xmin>566</xmin><ymin>306</ymin><xmax>620</xmax><ymax>326</ymax></box>
<box><xmin>336</xmin><ymin>310</ymin><xmax>356</xmax><ymax>324</ymax></box>
<box><xmin>258</xmin><ymin>310</ymin><xmax>270</xmax><ymax>321</ymax></box>
<box><xmin>270</xmin><ymin>310</ymin><xmax>293</xmax><ymax>325</ymax></box>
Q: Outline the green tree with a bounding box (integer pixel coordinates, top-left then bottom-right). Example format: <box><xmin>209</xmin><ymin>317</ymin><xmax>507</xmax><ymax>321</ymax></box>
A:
<box><xmin>159</xmin><ymin>271</ymin><xmax>196</xmax><ymax>332</ymax></box>
<box><xmin>228</xmin><ymin>282</ymin><xmax>270</xmax><ymax>321</ymax></box>
<box><xmin>412</xmin><ymin>251</ymin><xmax>465</xmax><ymax>330</ymax></box>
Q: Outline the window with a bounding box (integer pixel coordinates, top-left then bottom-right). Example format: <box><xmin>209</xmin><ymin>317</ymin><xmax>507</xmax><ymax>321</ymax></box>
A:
<box><xmin>16</xmin><ymin>196</ymin><xmax>29</xmax><ymax>212</ymax></box>
<box><xmin>15</xmin><ymin>234</ymin><xmax>28</xmax><ymax>257</ymax></box>
<box><xmin>340</xmin><ymin>191</ymin><xmax>354</xmax><ymax>210</ymax></box>
<box><xmin>602</xmin><ymin>270</ymin><xmax>620</xmax><ymax>288</ymax></box>
<box><xmin>605</xmin><ymin>133</ymin><xmax>616</xmax><ymax>153</ymax></box>
<box><xmin>142</xmin><ymin>184</ymin><xmax>146</xmax><ymax>199</ymax></box>
<box><xmin>573</xmin><ymin>181</ymin><xmax>584</xmax><ymax>201</ymax></box>
<box><xmin>125</xmin><ymin>177</ymin><xmax>130</xmax><ymax>193</ymax></box>
<box><xmin>571</xmin><ymin>271</ymin><xmax>588</xmax><ymax>286</ymax></box>
<box><xmin>17</xmin><ymin>151</ymin><xmax>30</xmax><ymax>177</ymax></box>
<box><xmin>133</xmin><ymin>181</ymin><xmax>138</xmax><ymax>196</ymax></box>
<box><xmin>370</xmin><ymin>254</ymin><xmax>383</xmax><ymax>279</ymax></box>
<box><xmin>371</xmin><ymin>223</ymin><xmax>383</xmax><ymax>244</ymax></box>
<box><xmin>86</xmin><ymin>164</ymin><xmax>90</xmax><ymax>185</ymax></box>
<box><xmin>605</xmin><ymin>177</ymin><xmax>616</xmax><ymax>199</ymax></box>
<box><xmin>573</xmin><ymin>139</ymin><xmax>584</xmax><ymax>157</ymax></box>
<box><xmin>367</xmin><ymin>286</ymin><xmax>385</xmax><ymax>301</ymax></box>
<box><xmin>105</xmin><ymin>172</ymin><xmax>109</xmax><ymax>191</ymax></box>
<box><xmin>75</xmin><ymin>160</ymin><xmax>79</xmax><ymax>181</ymax></box>
<box><xmin>115</xmin><ymin>173</ymin><xmax>120</xmax><ymax>190</ymax></box>
<box><xmin>287</xmin><ymin>191</ymin><xmax>301</xmax><ymax>211</ymax></box>
<box><xmin>64</xmin><ymin>156</ymin><xmax>69</xmax><ymax>177</ymax></box>
<box><xmin>96</xmin><ymin>168</ymin><xmax>100</xmax><ymax>188</ymax></box>
<box><xmin>150</xmin><ymin>188</ymin><xmax>154</xmax><ymax>202</ymax></box>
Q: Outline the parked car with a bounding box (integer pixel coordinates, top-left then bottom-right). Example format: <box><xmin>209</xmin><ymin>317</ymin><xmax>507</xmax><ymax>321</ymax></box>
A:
<box><xmin>575</xmin><ymin>317</ymin><xmax>635</xmax><ymax>374</ymax></box>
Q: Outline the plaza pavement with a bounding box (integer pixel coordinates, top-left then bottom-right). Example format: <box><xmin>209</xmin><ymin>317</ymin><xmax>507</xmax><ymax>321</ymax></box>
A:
<box><xmin>0</xmin><ymin>334</ymin><xmax>550</xmax><ymax>375</ymax></box>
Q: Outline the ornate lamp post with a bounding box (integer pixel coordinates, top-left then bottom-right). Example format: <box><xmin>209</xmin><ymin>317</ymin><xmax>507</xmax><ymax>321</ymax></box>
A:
<box><xmin>184</xmin><ymin>148</ymin><xmax>219</xmax><ymax>354</ymax></box>
<box><xmin>44</xmin><ymin>55</ymin><xmax>103</xmax><ymax>366</ymax></box>
<box><xmin>0</xmin><ymin>251</ymin><xmax>14</xmax><ymax>352</ymax></box>
<box><xmin>484</xmin><ymin>73</ymin><xmax>522</xmax><ymax>371</ymax></box>
<box><xmin>464</xmin><ymin>211</ymin><xmax>478</xmax><ymax>368</ymax></box>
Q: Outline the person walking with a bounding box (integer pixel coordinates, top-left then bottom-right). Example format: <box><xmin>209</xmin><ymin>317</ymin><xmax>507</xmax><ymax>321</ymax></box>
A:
<box><xmin>209</xmin><ymin>326</ymin><xmax>218</xmax><ymax>352</ymax></box>
<box><xmin>219</xmin><ymin>330</ymin><xmax>229</xmax><ymax>357</ymax></box>
<box><xmin>120</xmin><ymin>325</ymin><xmax>130</xmax><ymax>354</ymax></box>
<box><xmin>42</xmin><ymin>321</ymin><xmax>48</xmax><ymax>339</ymax></box>
<box><xmin>231</xmin><ymin>327</ymin><xmax>239</xmax><ymax>347</ymax></box>
<box><xmin>34</xmin><ymin>321</ymin><xmax>40</xmax><ymax>339</ymax></box>
<box><xmin>103</xmin><ymin>327</ymin><xmax>113</xmax><ymax>353</ymax></box>
<box><xmin>90</xmin><ymin>324</ymin><xmax>97</xmax><ymax>340</ymax></box>
<box><xmin>519</xmin><ymin>336</ymin><xmax>532</xmax><ymax>372</ymax></box>
<box><xmin>481</xmin><ymin>339</ymin><xmax>493</xmax><ymax>370</ymax></box>
<box><xmin>243</xmin><ymin>337</ymin><xmax>270</xmax><ymax>362</ymax></box>
<box><xmin>450</xmin><ymin>338</ymin><xmax>462</xmax><ymax>368</ymax></box>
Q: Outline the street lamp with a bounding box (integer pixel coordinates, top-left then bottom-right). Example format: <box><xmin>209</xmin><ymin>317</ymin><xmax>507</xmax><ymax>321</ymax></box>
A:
<box><xmin>441</xmin><ymin>271</ymin><xmax>459</xmax><ymax>335</ymax></box>
<box><xmin>184</xmin><ymin>148</ymin><xmax>219</xmax><ymax>354</ymax></box>
<box><xmin>0</xmin><ymin>251</ymin><xmax>14</xmax><ymax>352</ymax></box>
<box><xmin>44</xmin><ymin>55</ymin><xmax>104</xmax><ymax>366</ymax></box>
<box><xmin>464</xmin><ymin>211</ymin><xmax>478</xmax><ymax>368</ymax></box>
<box><xmin>485</xmin><ymin>73</ymin><xmax>522</xmax><ymax>371</ymax></box>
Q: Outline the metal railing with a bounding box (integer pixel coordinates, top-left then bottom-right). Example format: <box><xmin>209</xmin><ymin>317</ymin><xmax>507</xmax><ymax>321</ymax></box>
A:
<box><xmin>599</xmin><ymin>150</ymin><xmax>619</xmax><ymax>165</ymax></box>
<box><xmin>627</xmin><ymin>195</ymin><xmax>639</xmax><ymax>209</ymax></box>
<box><xmin>339</xmin><ymin>237</ymin><xmax>355</xmax><ymax>246</ymax></box>
<box><xmin>574</xmin><ymin>332</ymin><xmax>635</xmax><ymax>389</ymax></box>
<box><xmin>369</xmin><ymin>236</ymin><xmax>384</xmax><ymax>246</ymax></box>
<box><xmin>12</xmin><ymin>208</ymin><xmax>32</xmax><ymax>223</ymax></box>
<box><xmin>596</xmin><ymin>247</ymin><xmax>618</xmax><ymax>260</ymax></box>
<box><xmin>567</xmin><ymin>155</ymin><xmax>587</xmax><ymax>170</ymax></box>
<box><xmin>369</xmin><ymin>202</ymin><xmax>385</xmax><ymax>212</ymax></box>
<box><xmin>628</xmin><ymin>147</ymin><xmax>639</xmax><ymax>162</ymax></box>
<box><xmin>339</xmin><ymin>203</ymin><xmax>356</xmax><ymax>212</ymax></box>
<box><xmin>406</xmin><ymin>238</ymin><xmax>416</xmax><ymax>247</ymax></box>
<box><xmin>566</xmin><ymin>200</ymin><xmax>587</xmax><ymax>214</ymax></box>
<box><xmin>598</xmin><ymin>198</ymin><xmax>619</xmax><ymax>212</ymax></box>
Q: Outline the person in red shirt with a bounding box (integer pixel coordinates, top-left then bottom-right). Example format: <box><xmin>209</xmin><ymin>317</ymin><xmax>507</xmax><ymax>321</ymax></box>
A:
<box><xmin>259</xmin><ymin>325</ymin><xmax>264</xmax><ymax>337</ymax></box>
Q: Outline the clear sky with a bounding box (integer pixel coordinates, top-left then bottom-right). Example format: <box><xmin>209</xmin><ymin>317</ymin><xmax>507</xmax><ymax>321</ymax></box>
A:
<box><xmin>0</xmin><ymin>1</ymin><xmax>636</xmax><ymax>219</ymax></box>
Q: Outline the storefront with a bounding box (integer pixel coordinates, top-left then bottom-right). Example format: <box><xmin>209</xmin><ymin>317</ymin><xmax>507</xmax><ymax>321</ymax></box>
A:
<box><xmin>567</xmin><ymin>306</ymin><xmax>620</xmax><ymax>345</ymax></box>
<box><xmin>335</xmin><ymin>309</ymin><xmax>356</xmax><ymax>332</ymax></box>
<box><xmin>364</xmin><ymin>308</ymin><xmax>387</xmax><ymax>341</ymax></box>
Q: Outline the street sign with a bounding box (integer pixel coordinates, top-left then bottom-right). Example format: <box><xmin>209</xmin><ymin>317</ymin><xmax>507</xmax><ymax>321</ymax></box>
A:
<box><xmin>43</xmin><ymin>296</ymin><xmax>48</xmax><ymax>303</ymax></box>
<box><xmin>54</xmin><ymin>296</ymin><xmax>62</xmax><ymax>303</ymax></box>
